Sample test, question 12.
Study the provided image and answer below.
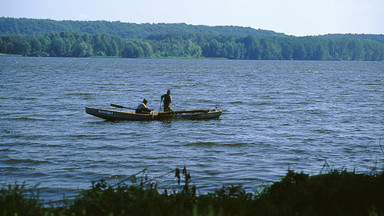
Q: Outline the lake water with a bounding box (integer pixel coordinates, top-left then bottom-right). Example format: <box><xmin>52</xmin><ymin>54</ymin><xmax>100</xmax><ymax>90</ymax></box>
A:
<box><xmin>1</xmin><ymin>57</ymin><xmax>383</xmax><ymax>201</ymax></box>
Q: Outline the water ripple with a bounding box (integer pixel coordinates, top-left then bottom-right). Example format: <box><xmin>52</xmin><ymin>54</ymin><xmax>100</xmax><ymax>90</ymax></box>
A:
<box><xmin>1</xmin><ymin>58</ymin><xmax>383</xmax><ymax>201</ymax></box>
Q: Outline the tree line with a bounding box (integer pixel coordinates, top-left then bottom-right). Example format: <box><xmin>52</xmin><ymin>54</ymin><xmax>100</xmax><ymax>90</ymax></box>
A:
<box><xmin>0</xmin><ymin>17</ymin><xmax>284</xmax><ymax>39</ymax></box>
<box><xmin>1</xmin><ymin>32</ymin><xmax>383</xmax><ymax>60</ymax></box>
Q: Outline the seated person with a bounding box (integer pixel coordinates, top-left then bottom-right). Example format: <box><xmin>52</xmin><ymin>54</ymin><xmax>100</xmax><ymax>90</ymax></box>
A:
<box><xmin>136</xmin><ymin>99</ymin><xmax>152</xmax><ymax>113</ymax></box>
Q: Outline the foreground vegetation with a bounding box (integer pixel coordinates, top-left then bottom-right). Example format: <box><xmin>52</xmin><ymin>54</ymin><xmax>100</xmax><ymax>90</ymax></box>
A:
<box><xmin>1</xmin><ymin>167</ymin><xmax>383</xmax><ymax>216</ymax></box>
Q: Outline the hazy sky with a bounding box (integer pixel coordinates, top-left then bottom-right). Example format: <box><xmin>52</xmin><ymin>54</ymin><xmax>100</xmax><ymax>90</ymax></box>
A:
<box><xmin>1</xmin><ymin>0</ymin><xmax>383</xmax><ymax>36</ymax></box>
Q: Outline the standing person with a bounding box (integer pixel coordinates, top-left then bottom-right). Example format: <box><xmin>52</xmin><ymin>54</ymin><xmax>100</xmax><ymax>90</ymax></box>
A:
<box><xmin>136</xmin><ymin>99</ymin><xmax>151</xmax><ymax>113</ymax></box>
<box><xmin>161</xmin><ymin>89</ymin><xmax>172</xmax><ymax>112</ymax></box>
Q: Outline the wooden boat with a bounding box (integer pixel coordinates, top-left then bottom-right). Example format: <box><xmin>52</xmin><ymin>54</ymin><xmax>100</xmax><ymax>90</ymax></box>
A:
<box><xmin>85</xmin><ymin>107</ymin><xmax>222</xmax><ymax>121</ymax></box>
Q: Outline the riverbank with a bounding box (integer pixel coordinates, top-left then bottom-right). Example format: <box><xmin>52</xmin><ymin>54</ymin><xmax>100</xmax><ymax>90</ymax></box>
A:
<box><xmin>1</xmin><ymin>168</ymin><xmax>383</xmax><ymax>216</ymax></box>
<box><xmin>0</xmin><ymin>53</ymin><xmax>22</xmax><ymax>56</ymax></box>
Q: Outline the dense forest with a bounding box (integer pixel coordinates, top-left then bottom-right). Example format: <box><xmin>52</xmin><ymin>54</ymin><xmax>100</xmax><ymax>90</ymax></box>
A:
<box><xmin>1</xmin><ymin>32</ymin><xmax>383</xmax><ymax>60</ymax></box>
<box><xmin>0</xmin><ymin>17</ymin><xmax>384</xmax><ymax>60</ymax></box>
<box><xmin>0</xmin><ymin>17</ymin><xmax>285</xmax><ymax>39</ymax></box>
<box><xmin>321</xmin><ymin>34</ymin><xmax>384</xmax><ymax>45</ymax></box>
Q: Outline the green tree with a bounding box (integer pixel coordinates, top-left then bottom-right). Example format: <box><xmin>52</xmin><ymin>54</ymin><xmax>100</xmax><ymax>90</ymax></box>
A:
<box><xmin>185</xmin><ymin>39</ymin><xmax>202</xmax><ymax>58</ymax></box>
<box><xmin>106</xmin><ymin>40</ymin><xmax>119</xmax><ymax>56</ymax></box>
<box><xmin>48</xmin><ymin>34</ymin><xmax>66</xmax><ymax>56</ymax></box>
<box><xmin>363</xmin><ymin>40</ymin><xmax>384</xmax><ymax>61</ymax></box>
<box><xmin>11</xmin><ymin>36</ymin><xmax>31</xmax><ymax>56</ymax></box>
<box><xmin>121</xmin><ymin>41</ymin><xmax>143</xmax><ymax>58</ymax></box>
<box><xmin>292</xmin><ymin>40</ymin><xmax>306</xmax><ymax>60</ymax></box>
<box><xmin>29</xmin><ymin>36</ymin><xmax>43</xmax><ymax>56</ymax></box>
<box><xmin>281</xmin><ymin>39</ymin><xmax>293</xmax><ymax>60</ymax></box>
<box><xmin>0</xmin><ymin>37</ymin><xmax>14</xmax><ymax>54</ymax></box>
<box><xmin>202</xmin><ymin>39</ymin><xmax>221</xmax><ymax>57</ymax></box>
<box><xmin>137</xmin><ymin>41</ymin><xmax>154</xmax><ymax>57</ymax></box>
<box><xmin>348</xmin><ymin>40</ymin><xmax>364</xmax><ymax>60</ymax></box>
<box><xmin>71</xmin><ymin>40</ymin><xmax>93</xmax><ymax>57</ymax></box>
<box><xmin>243</xmin><ymin>36</ymin><xmax>261</xmax><ymax>60</ymax></box>
<box><xmin>260</xmin><ymin>37</ymin><xmax>282</xmax><ymax>60</ymax></box>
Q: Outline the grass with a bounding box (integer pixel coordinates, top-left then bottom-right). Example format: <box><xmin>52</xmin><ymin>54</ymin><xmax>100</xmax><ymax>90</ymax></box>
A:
<box><xmin>0</xmin><ymin>53</ymin><xmax>23</xmax><ymax>57</ymax></box>
<box><xmin>1</xmin><ymin>167</ymin><xmax>383</xmax><ymax>216</ymax></box>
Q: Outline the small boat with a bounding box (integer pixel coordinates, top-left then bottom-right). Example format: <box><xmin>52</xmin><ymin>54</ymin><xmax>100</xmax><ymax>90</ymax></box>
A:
<box><xmin>85</xmin><ymin>107</ymin><xmax>222</xmax><ymax>121</ymax></box>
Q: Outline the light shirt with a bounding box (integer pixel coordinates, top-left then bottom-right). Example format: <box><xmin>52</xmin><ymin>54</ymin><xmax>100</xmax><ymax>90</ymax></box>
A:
<box><xmin>137</xmin><ymin>103</ymin><xmax>148</xmax><ymax>110</ymax></box>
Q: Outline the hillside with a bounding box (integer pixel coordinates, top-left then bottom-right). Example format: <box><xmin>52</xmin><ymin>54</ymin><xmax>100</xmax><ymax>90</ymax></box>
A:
<box><xmin>0</xmin><ymin>17</ymin><xmax>287</xmax><ymax>39</ymax></box>
<box><xmin>320</xmin><ymin>33</ymin><xmax>384</xmax><ymax>45</ymax></box>
<box><xmin>1</xmin><ymin>17</ymin><xmax>384</xmax><ymax>61</ymax></box>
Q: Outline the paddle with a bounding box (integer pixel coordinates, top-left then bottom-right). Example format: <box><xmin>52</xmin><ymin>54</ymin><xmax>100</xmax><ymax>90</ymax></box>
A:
<box><xmin>110</xmin><ymin>103</ymin><xmax>136</xmax><ymax>110</ymax></box>
<box><xmin>111</xmin><ymin>103</ymin><xmax>155</xmax><ymax>112</ymax></box>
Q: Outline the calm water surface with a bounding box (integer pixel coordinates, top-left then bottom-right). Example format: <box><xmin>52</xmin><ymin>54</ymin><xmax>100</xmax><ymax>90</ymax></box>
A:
<box><xmin>1</xmin><ymin>57</ymin><xmax>383</xmax><ymax>201</ymax></box>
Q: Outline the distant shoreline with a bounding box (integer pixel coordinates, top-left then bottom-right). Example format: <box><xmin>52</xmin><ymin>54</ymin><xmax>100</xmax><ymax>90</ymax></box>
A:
<box><xmin>0</xmin><ymin>53</ymin><xmax>22</xmax><ymax>57</ymax></box>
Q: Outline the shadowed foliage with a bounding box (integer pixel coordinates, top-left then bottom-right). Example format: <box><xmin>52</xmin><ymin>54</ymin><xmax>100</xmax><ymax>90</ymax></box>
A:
<box><xmin>1</xmin><ymin>168</ymin><xmax>383</xmax><ymax>216</ymax></box>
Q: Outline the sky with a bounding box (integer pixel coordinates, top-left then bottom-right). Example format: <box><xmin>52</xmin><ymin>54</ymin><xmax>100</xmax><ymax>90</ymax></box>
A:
<box><xmin>1</xmin><ymin>0</ymin><xmax>383</xmax><ymax>36</ymax></box>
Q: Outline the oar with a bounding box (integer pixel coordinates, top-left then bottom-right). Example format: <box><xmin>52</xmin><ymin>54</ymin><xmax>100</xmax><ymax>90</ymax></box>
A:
<box><xmin>110</xmin><ymin>103</ymin><xmax>136</xmax><ymax>110</ymax></box>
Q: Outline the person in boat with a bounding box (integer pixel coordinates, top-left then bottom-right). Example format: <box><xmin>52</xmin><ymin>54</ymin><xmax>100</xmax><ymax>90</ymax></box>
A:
<box><xmin>161</xmin><ymin>89</ymin><xmax>172</xmax><ymax>112</ymax></box>
<box><xmin>136</xmin><ymin>99</ymin><xmax>152</xmax><ymax>114</ymax></box>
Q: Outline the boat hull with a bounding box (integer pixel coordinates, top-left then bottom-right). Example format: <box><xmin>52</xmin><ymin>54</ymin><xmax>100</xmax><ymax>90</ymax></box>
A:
<box><xmin>85</xmin><ymin>107</ymin><xmax>221</xmax><ymax>121</ymax></box>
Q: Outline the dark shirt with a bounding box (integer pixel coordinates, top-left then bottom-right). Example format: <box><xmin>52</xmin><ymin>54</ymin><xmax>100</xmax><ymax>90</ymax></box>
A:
<box><xmin>161</xmin><ymin>94</ymin><xmax>172</xmax><ymax>111</ymax></box>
